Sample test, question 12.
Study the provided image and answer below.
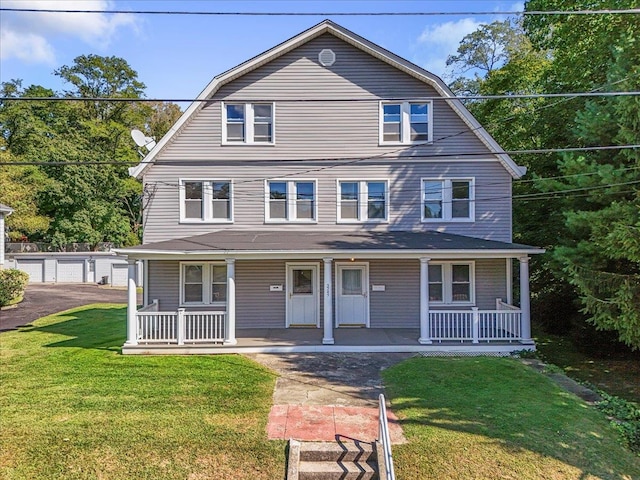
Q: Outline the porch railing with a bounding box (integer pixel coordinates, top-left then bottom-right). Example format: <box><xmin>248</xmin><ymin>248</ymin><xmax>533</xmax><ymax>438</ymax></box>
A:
<box><xmin>136</xmin><ymin>309</ymin><xmax>226</xmax><ymax>344</ymax></box>
<box><xmin>430</xmin><ymin>307</ymin><xmax>522</xmax><ymax>343</ymax></box>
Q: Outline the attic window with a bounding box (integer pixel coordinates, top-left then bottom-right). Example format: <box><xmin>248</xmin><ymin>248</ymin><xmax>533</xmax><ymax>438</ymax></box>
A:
<box><xmin>319</xmin><ymin>49</ymin><xmax>336</xmax><ymax>67</ymax></box>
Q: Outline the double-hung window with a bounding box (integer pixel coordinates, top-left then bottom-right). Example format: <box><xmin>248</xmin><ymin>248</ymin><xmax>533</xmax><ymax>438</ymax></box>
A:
<box><xmin>223</xmin><ymin>103</ymin><xmax>274</xmax><ymax>144</ymax></box>
<box><xmin>337</xmin><ymin>180</ymin><xmax>388</xmax><ymax>222</ymax></box>
<box><xmin>380</xmin><ymin>101</ymin><xmax>432</xmax><ymax>144</ymax></box>
<box><xmin>181</xmin><ymin>263</ymin><xmax>227</xmax><ymax>306</ymax></box>
<box><xmin>422</xmin><ymin>178</ymin><xmax>474</xmax><ymax>222</ymax></box>
<box><xmin>180</xmin><ymin>180</ymin><xmax>233</xmax><ymax>222</ymax></box>
<box><xmin>265</xmin><ymin>180</ymin><xmax>317</xmax><ymax>222</ymax></box>
<box><xmin>428</xmin><ymin>262</ymin><xmax>474</xmax><ymax>304</ymax></box>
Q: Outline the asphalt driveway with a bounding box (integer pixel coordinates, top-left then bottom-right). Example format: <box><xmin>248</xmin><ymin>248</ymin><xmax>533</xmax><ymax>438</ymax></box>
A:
<box><xmin>0</xmin><ymin>284</ymin><xmax>139</xmax><ymax>332</ymax></box>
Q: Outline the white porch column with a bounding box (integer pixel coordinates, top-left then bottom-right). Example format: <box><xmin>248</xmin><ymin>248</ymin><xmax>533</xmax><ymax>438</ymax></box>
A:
<box><xmin>224</xmin><ymin>258</ymin><xmax>237</xmax><ymax>345</ymax></box>
<box><xmin>419</xmin><ymin>257</ymin><xmax>432</xmax><ymax>344</ymax></box>
<box><xmin>125</xmin><ymin>259</ymin><xmax>138</xmax><ymax>345</ymax></box>
<box><xmin>519</xmin><ymin>256</ymin><xmax>534</xmax><ymax>344</ymax></box>
<box><xmin>322</xmin><ymin>257</ymin><xmax>334</xmax><ymax>345</ymax></box>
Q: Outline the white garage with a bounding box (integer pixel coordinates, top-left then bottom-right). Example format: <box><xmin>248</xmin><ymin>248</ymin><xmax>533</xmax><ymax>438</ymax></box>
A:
<box><xmin>6</xmin><ymin>252</ymin><xmax>142</xmax><ymax>286</ymax></box>
<box><xmin>110</xmin><ymin>263</ymin><xmax>129</xmax><ymax>287</ymax></box>
<box><xmin>56</xmin><ymin>260</ymin><xmax>85</xmax><ymax>283</ymax></box>
<box><xmin>16</xmin><ymin>259</ymin><xmax>45</xmax><ymax>283</ymax></box>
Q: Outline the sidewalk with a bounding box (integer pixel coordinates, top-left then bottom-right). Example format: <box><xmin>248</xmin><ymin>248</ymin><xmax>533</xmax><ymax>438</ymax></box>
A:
<box><xmin>246</xmin><ymin>352</ymin><xmax>410</xmax><ymax>443</ymax></box>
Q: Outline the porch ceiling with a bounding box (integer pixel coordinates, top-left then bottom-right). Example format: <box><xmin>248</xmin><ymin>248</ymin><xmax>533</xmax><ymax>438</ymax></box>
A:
<box><xmin>116</xmin><ymin>230</ymin><xmax>544</xmax><ymax>260</ymax></box>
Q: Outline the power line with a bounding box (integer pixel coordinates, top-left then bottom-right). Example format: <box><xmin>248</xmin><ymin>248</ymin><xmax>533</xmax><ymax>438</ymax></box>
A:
<box><xmin>1</xmin><ymin>144</ymin><xmax>638</xmax><ymax>167</ymax></box>
<box><xmin>2</xmin><ymin>7</ymin><xmax>640</xmax><ymax>16</ymax></box>
<box><xmin>3</xmin><ymin>91</ymin><xmax>640</xmax><ymax>103</ymax></box>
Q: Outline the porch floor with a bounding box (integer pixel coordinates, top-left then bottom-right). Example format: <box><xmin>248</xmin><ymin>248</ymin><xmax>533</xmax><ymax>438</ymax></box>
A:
<box><xmin>123</xmin><ymin>327</ymin><xmax>533</xmax><ymax>355</ymax></box>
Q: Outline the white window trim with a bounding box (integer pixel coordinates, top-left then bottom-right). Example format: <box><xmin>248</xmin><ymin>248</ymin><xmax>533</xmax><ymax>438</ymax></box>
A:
<box><xmin>179</xmin><ymin>261</ymin><xmax>228</xmax><ymax>307</ymax></box>
<box><xmin>421</xmin><ymin>177</ymin><xmax>475</xmax><ymax>223</ymax></box>
<box><xmin>336</xmin><ymin>179</ymin><xmax>389</xmax><ymax>224</ymax></box>
<box><xmin>221</xmin><ymin>102</ymin><xmax>276</xmax><ymax>145</ymax></box>
<box><xmin>179</xmin><ymin>179</ymin><xmax>234</xmax><ymax>224</ymax></box>
<box><xmin>264</xmin><ymin>179</ymin><xmax>318</xmax><ymax>223</ymax></box>
<box><xmin>428</xmin><ymin>261</ymin><xmax>476</xmax><ymax>306</ymax></box>
<box><xmin>379</xmin><ymin>100</ymin><xmax>433</xmax><ymax>145</ymax></box>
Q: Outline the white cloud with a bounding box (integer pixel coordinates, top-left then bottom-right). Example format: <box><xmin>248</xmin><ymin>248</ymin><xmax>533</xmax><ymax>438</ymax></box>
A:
<box><xmin>415</xmin><ymin>18</ymin><xmax>484</xmax><ymax>77</ymax></box>
<box><xmin>1</xmin><ymin>29</ymin><xmax>55</xmax><ymax>64</ymax></box>
<box><xmin>0</xmin><ymin>0</ymin><xmax>137</xmax><ymax>63</ymax></box>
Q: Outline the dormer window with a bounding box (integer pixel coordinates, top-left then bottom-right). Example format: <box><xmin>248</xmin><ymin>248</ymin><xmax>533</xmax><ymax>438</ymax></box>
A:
<box><xmin>223</xmin><ymin>103</ymin><xmax>274</xmax><ymax>144</ymax></box>
<box><xmin>380</xmin><ymin>101</ymin><xmax>432</xmax><ymax>145</ymax></box>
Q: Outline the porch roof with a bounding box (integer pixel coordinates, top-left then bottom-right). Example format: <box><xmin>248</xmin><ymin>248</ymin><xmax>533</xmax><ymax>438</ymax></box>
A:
<box><xmin>116</xmin><ymin>230</ymin><xmax>544</xmax><ymax>259</ymax></box>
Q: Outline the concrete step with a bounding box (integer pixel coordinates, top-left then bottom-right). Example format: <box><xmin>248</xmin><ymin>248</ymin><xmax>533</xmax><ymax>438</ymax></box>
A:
<box><xmin>299</xmin><ymin>440</ymin><xmax>376</xmax><ymax>463</ymax></box>
<box><xmin>298</xmin><ymin>460</ymin><xmax>378</xmax><ymax>480</ymax></box>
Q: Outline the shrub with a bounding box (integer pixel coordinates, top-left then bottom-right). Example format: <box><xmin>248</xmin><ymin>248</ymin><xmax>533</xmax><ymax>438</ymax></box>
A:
<box><xmin>0</xmin><ymin>269</ymin><xmax>29</xmax><ymax>307</ymax></box>
<box><xmin>594</xmin><ymin>389</ymin><xmax>640</xmax><ymax>454</ymax></box>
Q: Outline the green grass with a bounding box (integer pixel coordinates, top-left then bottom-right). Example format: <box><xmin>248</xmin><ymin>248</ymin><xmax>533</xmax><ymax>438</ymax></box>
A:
<box><xmin>383</xmin><ymin>357</ymin><xmax>640</xmax><ymax>480</ymax></box>
<box><xmin>0</xmin><ymin>304</ymin><xmax>284</xmax><ymax>480</ymax></box>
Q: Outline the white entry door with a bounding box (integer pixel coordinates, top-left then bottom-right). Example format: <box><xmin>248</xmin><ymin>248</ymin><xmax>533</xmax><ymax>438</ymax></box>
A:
<box><xmin>286</xmin><ymin>264</ymin><xmax>319</xmax><ymax>327</ymax></box>
<box><xmin>336</xmin><ymin>264</ymin><xmax>369</xmax><ymax>327</ymax></box>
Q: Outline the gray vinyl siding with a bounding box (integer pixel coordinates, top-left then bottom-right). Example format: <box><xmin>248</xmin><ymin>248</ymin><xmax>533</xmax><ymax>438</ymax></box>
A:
<box><xmin>147</xmin><ymin>260</ymin><xmax>180</xmax><ymax>310</ymax></box>
<box><xmin>159</xmin><ymin>34</ymin><xmax>490</xmax><ymax>162</ymax></box>
<box><xmin>236</xmin><ymin>260</ymin><xmax>287</xmax><ymax>328</ymax></box>
<box><xmin>143</xmin><ymin>161</ymin><xmax>512</xmax><ymax>243</ymax></box>
<box><xmin>369</xmin><ymin>259</ymin><xmax>420</xmax><ymax>328</ymax></box>
<box><xmin>142</xmin><ymin>33</ymin><xmax>513</xmax><ymax>244</ymax></box>
<box><xmin>146</xmin><ymin>258</ymin><xmax>507</xmax><ymax>329</ymax></box>
<box><xmin>475</xmin><ymin>258</ymin><xmax>508</xmax><ymax>309</ymax></box>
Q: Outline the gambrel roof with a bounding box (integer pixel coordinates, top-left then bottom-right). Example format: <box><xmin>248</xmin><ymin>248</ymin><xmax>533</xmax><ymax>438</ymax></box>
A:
<box><xmin>129</xmin><ymin>20</ymin><xmax>526</xmax><ymax>179</ymax></box>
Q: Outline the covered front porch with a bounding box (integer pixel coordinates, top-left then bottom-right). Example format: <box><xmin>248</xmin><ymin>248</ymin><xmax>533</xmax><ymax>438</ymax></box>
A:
<box><xmin>117</xmin><ymin>230</ymin><xmax>543</xmax><ymax>355</ymax></box>
<box><xmin>122</xmin><ymin>297</ymin><xmax>531</xmax><ymax>354</ymax></box>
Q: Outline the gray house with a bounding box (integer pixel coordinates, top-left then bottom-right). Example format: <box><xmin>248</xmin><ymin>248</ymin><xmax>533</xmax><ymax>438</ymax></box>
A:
<box><xmin>117</xmin><ymin>20</ymin><xmax>543</xmax><ymax>354</ymax></box>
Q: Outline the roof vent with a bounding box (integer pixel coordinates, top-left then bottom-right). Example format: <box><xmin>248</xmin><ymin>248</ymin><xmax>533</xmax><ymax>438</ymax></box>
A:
<box><xmin>318</xmin><ymin>49</ymin><xmax>336</xmax><ymax>67</ymax></box>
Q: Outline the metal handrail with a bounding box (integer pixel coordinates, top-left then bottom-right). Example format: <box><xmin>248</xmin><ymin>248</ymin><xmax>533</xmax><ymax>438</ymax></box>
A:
<box><xmin>378</xmin><ymin>393</ymin><xmax>396</xmax><ymax>480</ymax></box>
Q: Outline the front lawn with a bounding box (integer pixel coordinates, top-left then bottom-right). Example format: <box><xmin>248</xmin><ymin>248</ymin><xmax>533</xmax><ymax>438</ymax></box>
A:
<box><xmin>384</xmin><ymin>357</ymin><xmax>640</xmax><ymax>480</ymax></box>
<box><xmin>0</xmin><ymin>304</ymin><xmax>284</xmax><ymax>480</ymax></box>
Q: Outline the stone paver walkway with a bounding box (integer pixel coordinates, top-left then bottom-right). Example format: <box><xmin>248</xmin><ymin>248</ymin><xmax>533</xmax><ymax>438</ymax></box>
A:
<box><xmin>247</xmin><ymin>353</ymin><xmax>411</xmax><ymax>443</ymax></box>
<box><xmin>267</xmin><ymin>405</ymin><xmax>405</xmax><ymax>443</ymax></box>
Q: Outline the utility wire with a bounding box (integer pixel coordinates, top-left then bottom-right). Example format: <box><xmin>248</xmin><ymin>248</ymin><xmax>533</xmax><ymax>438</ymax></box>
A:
<box><xmin>1</xmin><ymin>144</ymin><xmax>638</xmax><ymax>167</ymax></box>
<box><xmin>2</xmin><ymin>7</ymin><xmax>640</xmax><ymax>16</ymax></box>
<box><xmin>3</xmin><ymin>92</ymin><xmax>640</xmax><ymax>102</ymax></box>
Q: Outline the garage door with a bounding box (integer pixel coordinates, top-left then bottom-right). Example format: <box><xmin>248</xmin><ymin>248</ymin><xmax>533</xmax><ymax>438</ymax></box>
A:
<box><xmin>111</xmin><ymin>263</ymin><xmax>129</xmax><ymax>287</ymax></box>
<box><xmin>57</xmin><ymin>260</ymin><xmax>85</xmax><ymax>283</ymax></box>
<box><xmin>16</xmin><ymin>259</ymin><xmax>44</xmax><ymax>283</ymax></box>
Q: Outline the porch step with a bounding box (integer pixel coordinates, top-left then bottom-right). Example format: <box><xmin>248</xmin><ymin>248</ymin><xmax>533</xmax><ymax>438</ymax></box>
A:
<box><xmin>288</xmin><ymin>440</ymin><xmax>380</xmax><ymax>480</ymax></box>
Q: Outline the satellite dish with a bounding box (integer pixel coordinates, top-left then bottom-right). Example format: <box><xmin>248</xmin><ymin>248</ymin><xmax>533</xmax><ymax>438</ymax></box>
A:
<box><xmin>131</xmin><ymin>129</ymin><xmax>157</xmax><ymax>153</ymax></box>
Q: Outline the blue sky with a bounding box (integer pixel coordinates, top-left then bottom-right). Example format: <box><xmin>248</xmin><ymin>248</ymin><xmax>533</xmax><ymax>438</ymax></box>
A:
<box><xmin>1</xmin><ymin>0</ymin><xmax>524</xmax><ymax>100</ymax></box>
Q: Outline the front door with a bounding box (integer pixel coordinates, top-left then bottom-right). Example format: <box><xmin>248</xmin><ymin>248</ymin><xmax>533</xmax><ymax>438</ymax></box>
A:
<box><xmin>286</xmin><ymin>264</ymin><xmax>319</xmax><ymax>327</ymax></box>
<box><xmin>336</xmin><ymin>264</ymin><xmax>369</xmax><ymax>327</ymax></box>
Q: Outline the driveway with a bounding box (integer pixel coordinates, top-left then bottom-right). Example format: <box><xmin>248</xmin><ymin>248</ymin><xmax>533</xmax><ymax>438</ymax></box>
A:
<box><xmin>0</xmin><ymin>284</ymin><xmax>139</xmax><ymax>332</ymax></box>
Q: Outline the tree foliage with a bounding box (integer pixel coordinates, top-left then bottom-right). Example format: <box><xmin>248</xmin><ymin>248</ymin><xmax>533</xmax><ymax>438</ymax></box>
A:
<box><xmin>446</xmin><ymin>18</ymin><xmax>529</xmax><ymax>96</ymax></box>
<box><xmin>448</xmin><ymin>2</ymin><xmax>640</xmax><ymax>349</ymax></box>
<box><xmin>0</xmin><ymin>56</ymin><xmax>181</xmax><ymax>249</ymax></box>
